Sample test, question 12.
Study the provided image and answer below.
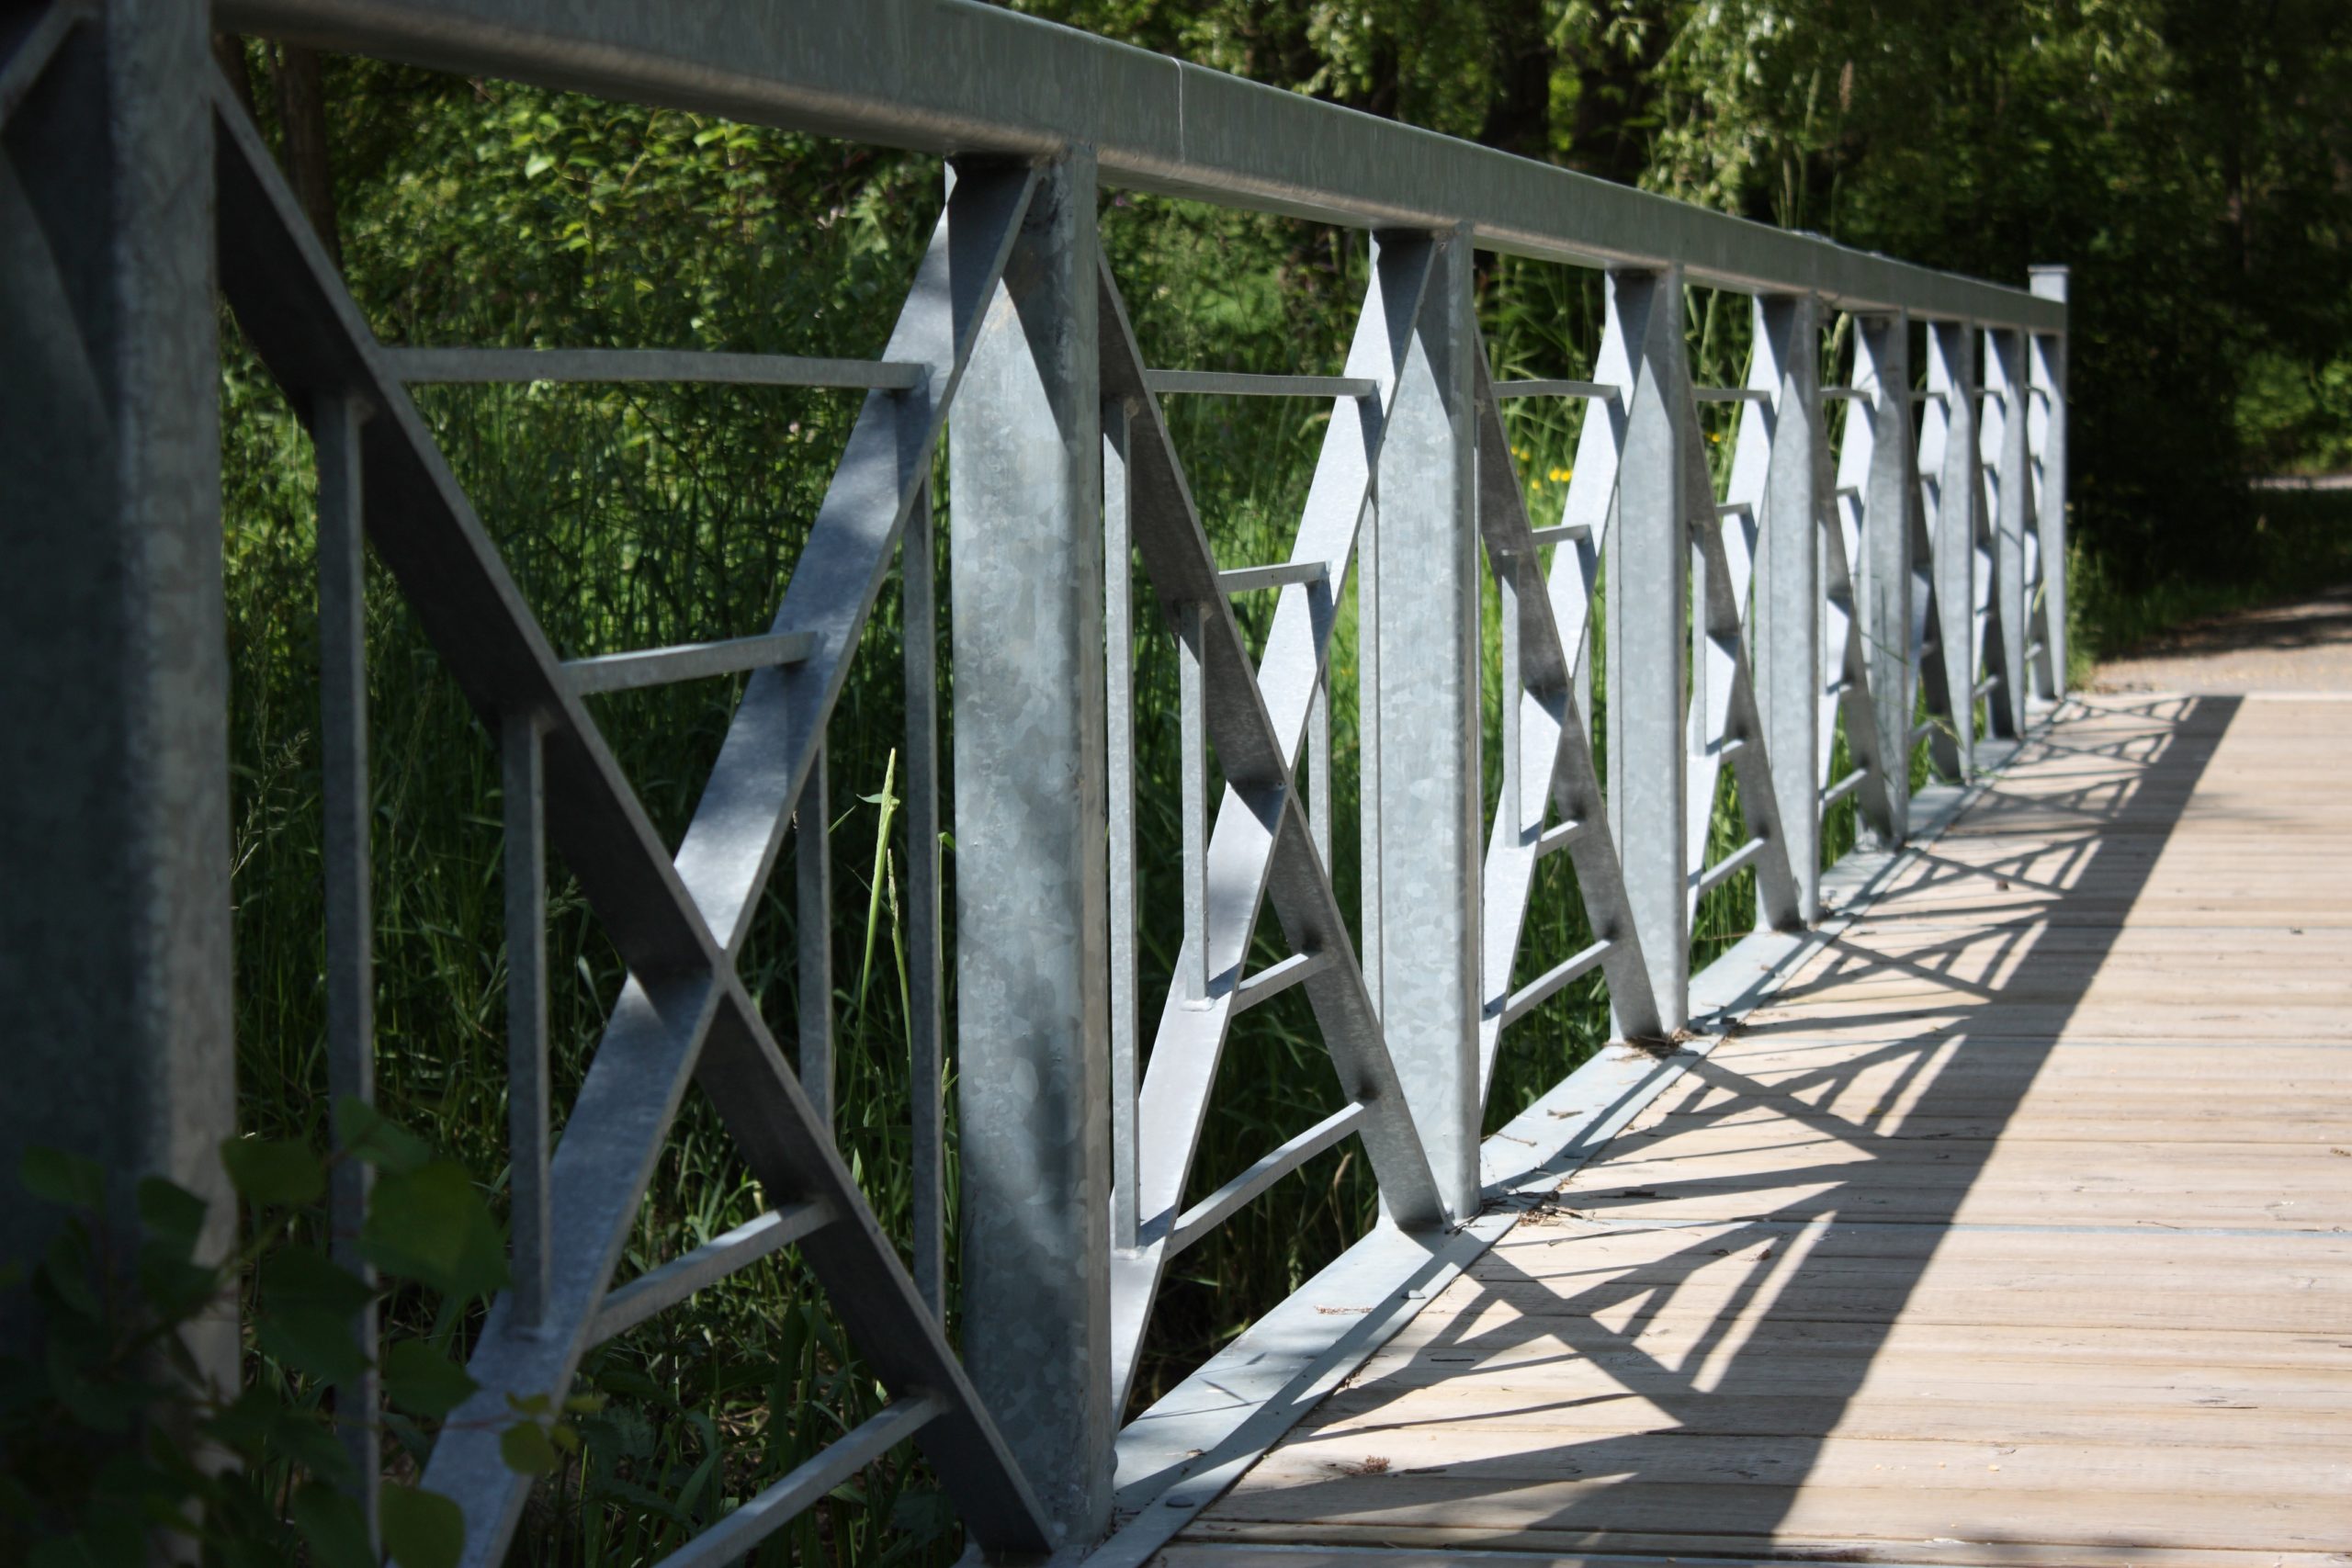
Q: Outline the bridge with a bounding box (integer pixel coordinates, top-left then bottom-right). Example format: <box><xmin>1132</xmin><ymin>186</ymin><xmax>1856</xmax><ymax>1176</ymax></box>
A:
<box><xmin>4</xmin><ymin>3</ymin><xmax>2342</xmax><ymax>1566</ymax></box>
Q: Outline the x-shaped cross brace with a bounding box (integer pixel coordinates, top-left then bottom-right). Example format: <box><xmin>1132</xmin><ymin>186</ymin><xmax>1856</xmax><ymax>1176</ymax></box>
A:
<box><xmin>1097</xmin><ymin>240</ymin><xmax>1450</xmax><ymax>1414</ymax></box>
<box><xmin>1472</xmin><ymin>338</ymin><xmax>1663</xmax><ymax>1095</ymax></box>
<box><xmin>212</xmin><ymin>81</ymin><xmax>1052</xmax><ymax>1565</ymax></box>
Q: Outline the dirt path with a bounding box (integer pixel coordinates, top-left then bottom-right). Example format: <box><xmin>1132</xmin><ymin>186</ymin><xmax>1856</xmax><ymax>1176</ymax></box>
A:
<box><xmin>2093</xmin><ymin>583</ymin><xmax>2352</xmax><ymax>694</ymax></box>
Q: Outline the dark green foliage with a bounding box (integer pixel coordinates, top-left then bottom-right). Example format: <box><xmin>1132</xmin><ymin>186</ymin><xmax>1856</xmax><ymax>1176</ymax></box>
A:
<box><xmin>1</xmin><ymin>1106</ymin><xmax>503</xmax><ymax>1568</ymax></box>
<box><xmin>2071</xmin><ymin>488</ymin><xmax>2352</xmax><ymax>662</ymax></box>
<box><xmin>1018</xmin><ymin>0</ymin><xmax>2352</xmax><ymax>615</ymax></box>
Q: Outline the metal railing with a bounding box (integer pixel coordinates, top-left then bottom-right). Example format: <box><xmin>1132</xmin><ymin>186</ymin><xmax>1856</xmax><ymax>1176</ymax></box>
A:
<box><xmin>2</xmin><ymin>1</ymin><xmax>2067</xmax><ymax>1562</ymax></box>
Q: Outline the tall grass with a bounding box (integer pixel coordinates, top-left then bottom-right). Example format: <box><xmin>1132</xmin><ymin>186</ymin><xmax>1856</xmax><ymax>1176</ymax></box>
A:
<box><xmin>224</xmin><ymin>68</ymin><xmax>1973</xmax><ymax>1564</ymax></box>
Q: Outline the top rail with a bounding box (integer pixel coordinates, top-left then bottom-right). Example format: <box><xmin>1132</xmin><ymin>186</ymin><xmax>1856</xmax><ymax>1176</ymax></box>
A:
<box><xmin>217</xmin><ymin>0</ymin><xmax>2062</xmax><ymax>331</ymax></box>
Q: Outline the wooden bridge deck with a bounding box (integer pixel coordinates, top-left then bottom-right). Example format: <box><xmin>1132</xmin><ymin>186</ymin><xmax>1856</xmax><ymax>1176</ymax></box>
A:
<box><xmin>1160</xmin><ymin>693</ymin><xmax>2352</xmax><ymax>1568</ymax></box>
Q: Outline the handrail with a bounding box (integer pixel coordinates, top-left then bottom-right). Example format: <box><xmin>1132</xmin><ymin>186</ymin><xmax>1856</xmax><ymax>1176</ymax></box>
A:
<box><xmin>218</xmin><ymin>0</ymin><xmax>2062</xmax><ymax>330</ymax></box>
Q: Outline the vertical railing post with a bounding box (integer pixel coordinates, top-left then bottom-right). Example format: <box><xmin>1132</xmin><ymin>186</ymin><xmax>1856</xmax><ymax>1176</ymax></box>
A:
<box><xmin>0</xmin><ymin>0</ymin><xmax>235</xmax><ymax>1389</ymax></box>
<box><xmin>1605</xmin><ymin>268</ymin><xmax>1692</xmax><ymax>1034</ymax></box>
<box><xmin>316</xmin><ymin>391</ymin><xmax>380</xmax><ymax>1535</ymax></box>
<box><xmin>2029</xmin><ymin>266</ymin><xmax>2071</xmax><ymax>702</ymax></box>
<box><xmin>1983</xmin><ymin>326</ymin><xmax>2031</xmax><ymax>739</ymax></box>
<box><xmin>500</xmin><ymin>711</ymin><xmax>551</xmax><ymax>1333</ymax></box>
<box><xmin>1367</xmin><ymin>226</ymin><xmax>1482</xmax><ymax>1220</ymax></box>
<box><xmin>1845</xmin><ymin>313</ymin><xmax>1917</xmax><ymax>845</ymax></box>
<box><xmin>1921</xmin><ymin>321</ymin><xmax>1980</xmax><ymax>781</ymax></box>
<box><xmin>796</xmin><ymin>741</ymin><xmax>833</xmax><ymax>1132</ymax></box>
<box><xmin>947</xmin><ymin>148</ymin><xmax>1112</xmax><ymax>1548</ymax></box>
<box><xmin>1751</xmin><ymin>295</ymin><xmax>1822</xmax><ymax>924</ymax></box>
<box><xmin>1102</xmin><ymin>400</ymin><xmax>1140</xmax><ymax>1255</ymax></box>
<box><xmin>901</xmin><ymin>485</ymin><xmax>948</xmax><ymax>1321</ymax></box>
<box><xmin>1178</xmin><ymin>601</ymin><xmax>1211</xmax><ymax>1003</ymax></box>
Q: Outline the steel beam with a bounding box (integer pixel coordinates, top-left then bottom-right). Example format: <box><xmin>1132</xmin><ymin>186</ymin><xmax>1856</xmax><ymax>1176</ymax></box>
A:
<box><xmin>2029</xmin><ymin>266</ymin><xmax>2070</xmax><ymax>700</ymax></box>
<box><xmin>1104</xmin><ymin>400</ymin><xmax>1142</xmax><ymax>1254</ymax></box>
<box><xmin>315</xmin><ymin>389</ymin><xmax>379</xmax><ymax>1532</ymax></box>
<box><xmin>1982</xmin><ymin>326</ymin><xmax>2031</xmax><ymax>738</ymax></box>
<box><xmin>901</xmin><ymin>486</ymin><xmax>947</xmax><ymax>1322</ymax></box>
<box><xmin>1919</xmin><ymin>321</ymin><xmax>1980</xmax><ymax>781</ymax></box>
<box><xmin>382</xmin><ymin>346</ymin><xmax>924</xmax><ymax>389</ymax></box>
<box><xmin>796</xmin><ymin>744</ymin><xmax>832</xmax><ymax>1131</ymax></box>
<box><xmin>501</xmin><ymin>712</ymin><xmax>551</xmax><ymax>1330</ymax></box>
<box><xmin>216</xmin><ymin>0</ymin><xmax>2060</xmax><ymax>331</ymax></box>
<box><xmin>946</xmin><ymin>150</ymin><xmax>1114</xmax><ymax>1547</ymax></box>
<box><xmin>1367</xmin><ymin>226</ymin><xmax>1483</xmax><ymax>1220</ymax></box>
<box><xmin>1603</xmin><ymin>269</ymin><xmax>1691</xmax><ymax>1034</ymax></box>
<box><xmin>1839</xmin><ymin>314</ymin><xmax>1916</xmax><ymax>845</ymax></box>
<box><xmin>1744</xmin><ymin>296</ymin><xmax>1822</xmax><ymax>924</ymax></box>
<box><xmin>0</xmin><ymin>0</ymin><xmax>235</xmax><ymax>1395</ymax></box>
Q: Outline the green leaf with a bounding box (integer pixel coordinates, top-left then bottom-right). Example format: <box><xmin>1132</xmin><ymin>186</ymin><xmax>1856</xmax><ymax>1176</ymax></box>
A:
<box><xmin>334</xmin><ymin>1097</ymin><xmax>432</xmax><ymax>1175</ymax></box>
<box><xmin>40</xmin><ymin>1224</ymin><xmax>102</xmax><ymax>1319</ymax></box>
<box><xmin>254</xmin><ymin>1302</ymin><xmax>370</xmax><ymax>1386</ymax></box>
<box><xmin>203</xmin><ymin>1386</ymin><xmax>279</xmax><ymax>1455</ymax></box>
<box><xmin>219</xmin><ymin>1136</ymin><xmax>323</xmax><ymax>1207</ymax></box>
<box><xmin>499</xmin><ymin>1418</ymin><xmax>560</xmax><ymax>1475</ymax></box>
<box><xmin>261</xmin><ymin>1246</ymin><xmax>377</xmax><ymax>1316</ymax></box>
<box><xmin>92</xmin><ymin>1450</ymin><xmax>187</xmax><ymax>1510</ymax></box>
<box><xmin>381</xmin><ymin>1340</ymin><xmax>478</xmax><ymax>1418</ymax></box>
<box><xmin>381</xmin><ymin>1484</ymin><xmax>465</xmax><ymax>1568</ymax></box>
<box><xmin>133</xmin><ymin>1170</ymin><xmax>209</xmax><ymax>1259</ymax></box>
<box><xmin>44</xmin><ymin>1338</ymin><xmax>149</xmax><ymax>1434</ymax></box>
<box><xmin>133</xmin><ymin>1245</ymin><xmax>220</xmax><ymax>1321</ymax></box>
<box><xmin>888</xmin><ymin>1484</ymin><xmax>956</xmax><ymax>1540</ymax></box>
<box><xmin>265</xmin><ymin>1402</ymin><xmax>357</xmax><ymax>1491</ymax></box>
<box><xmin>134</xmin><ymin>1177</ymin><xmax>209</xmax><ymax>1260</ymax></box>
<box><xmin>21</xmin><ymin>1146</ymin><xmax>106</xmax><ymax>1212</ymax></box>
<box><xmin>360</xmin><ymin>1161</ymin><xmax>508</xmax><ymax>1301</ymax></box>
<box><xmin>290</xmin><ymin>1483</ymin><xmax>376</xmax><ymax>1568</ymax></box>
<box><xmin>28</xmin><ymin>1517</ymin><xmax>144</xmax><ymax>1568</ymax></box>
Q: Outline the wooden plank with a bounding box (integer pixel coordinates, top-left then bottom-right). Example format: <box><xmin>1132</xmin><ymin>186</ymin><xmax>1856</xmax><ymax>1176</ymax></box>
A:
<box><xmin>1363</xmin><ymin>1313</ymin><xmax>2352</xmax><ymax>1378</ymax></box>
<box><xmin>1159</xmin><ymin>1544</ymin><xmax>2352</xmax><ymax>1568</ymax></box>
<box><xmin>1191</xmin><ymin>1473</ymin><xmax>2350</xmax><ymax>1546</ymax></box>
<box><xmin>1555</xmin><ymin>1140</ymin><xmax>2352</xmax><ymax>1183</ymax></box>
<box><xmin>1226</xmin><ymin>1428</ymin><xmax>2352</xmax><ymax>1492</ymax></box>
<box><xmin>1526</xmin><ymin>1184</ymin><xmax>2352</xmax><ymax>1228</ymax></box>
<box><xmin>1346</xmin><ymin>1339</ymin><xmax>2352</xmax><ymax>1405</ymax></box>
<box><xmin>1173</xmin><ymin>694</ymin><xmax>2352</xmax><ymax>1567</ymax></box>
<box><xmin>1629</xmin><ymin>1109</ymin><xmax>2352</xmax><ymax>1143</ymax></box>
<box><xmin>1442</xmin><ymin>1263</ymin><xmax>2352</xmax><ymax>1333</ymax></box>
<box><xmin>1170</xmin><ymin>1522</ymin><xmax>2352</xmax><ymax>1568</ymax></box>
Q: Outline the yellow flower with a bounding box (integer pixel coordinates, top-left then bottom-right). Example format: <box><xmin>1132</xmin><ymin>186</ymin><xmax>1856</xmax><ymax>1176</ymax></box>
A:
<box><xmin>1707</xmin><ymin>431</ymin><xmax>1723</xmax><ymax>443</ymax></box>
<box><xmin>1548</xmin><ymin>467</ymin><xmax>1573</xmax><ymax>482</ymax></box>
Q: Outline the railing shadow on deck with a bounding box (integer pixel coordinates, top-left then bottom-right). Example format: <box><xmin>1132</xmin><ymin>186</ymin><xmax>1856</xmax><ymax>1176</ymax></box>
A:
<box><xmin>1236</xmin><ymin>692</ymin><xmax>2241</xmax><ymax>1553</ymax></box>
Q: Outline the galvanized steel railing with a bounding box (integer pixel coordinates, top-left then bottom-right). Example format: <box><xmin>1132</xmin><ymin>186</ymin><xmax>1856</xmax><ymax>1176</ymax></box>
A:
<box><xmin>3</xmin><ymin>1</ymin><xmax>2067</xmax><ymax>1563</ymax></box>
